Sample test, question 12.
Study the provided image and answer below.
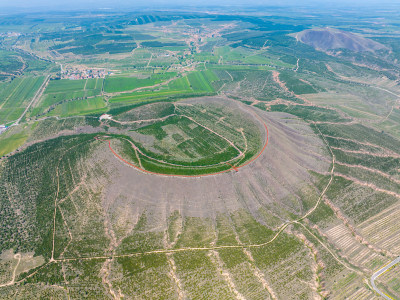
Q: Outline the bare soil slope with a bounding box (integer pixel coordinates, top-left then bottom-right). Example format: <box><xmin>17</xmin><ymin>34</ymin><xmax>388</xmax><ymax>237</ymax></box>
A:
<box><xmin>97</xmin><ymin>97</ymin><xmax>329</xmax><ymax>228</ymax></box>
<box><xmin>297</xmin><ymin>28</ymin><xmax>388</xmax><ymax>52</ymax></box>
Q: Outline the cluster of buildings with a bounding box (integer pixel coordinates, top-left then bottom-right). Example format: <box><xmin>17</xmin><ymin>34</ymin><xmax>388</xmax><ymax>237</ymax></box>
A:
<box><xmin>61</xmin><ymin>67</ymin><xmax>110</xmax><ymax>80</ymax></box>
<box><xmin>0</xmin><ymin>125</ymin><xmax>7</xmax><ymax>135</ymax></box>
<box><xmin>0</xmin><ymin>32</ymin><xmax>21</xmax><ymax>37</ymax></box>
<box><xmin>99</xmin><ymin>114</ymin><xmax>112</xmax><ymax>121</ymax></box>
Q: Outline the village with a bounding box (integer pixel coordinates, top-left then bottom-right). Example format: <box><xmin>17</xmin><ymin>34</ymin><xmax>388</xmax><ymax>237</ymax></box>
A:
<box><xmin>60</xmin><ymin>66</ymin><xmax>110</xmax><ymax>80</ymax></box>
<box><xmin>0</xmin><ymin>125</ymin><xmax>7</xmax><ymax>135</ymax></box>
<box><xmin>0</xmin><ymin>32</ymin><xmax>21</xmax><ymax>37</ymax></box>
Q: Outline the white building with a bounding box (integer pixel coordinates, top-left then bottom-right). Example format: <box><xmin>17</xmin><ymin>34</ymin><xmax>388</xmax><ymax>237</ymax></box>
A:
<box><xmin>0</xmin><ymin>125</ymin><xmax>7</xmax><ymax>135</ymax></box>
<box><xmin>99</xmin><ymin>114</ymin><xmax>112</xmax><ymax>120</ymax></box>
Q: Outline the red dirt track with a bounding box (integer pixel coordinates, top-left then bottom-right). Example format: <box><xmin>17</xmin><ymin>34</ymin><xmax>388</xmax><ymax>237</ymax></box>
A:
<box><xmin>95</xmin><ymin>117</ymin><xmax>269</xmax><ymax>178</ymax></box>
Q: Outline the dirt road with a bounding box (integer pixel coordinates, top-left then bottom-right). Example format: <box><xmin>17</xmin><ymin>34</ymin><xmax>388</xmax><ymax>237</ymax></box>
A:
<box><xmin>14</xmin><ymin>75</ymin><xmax>50</xmax><ymax>126</ymax></box>
<box><xmin>371</xmin><ymin>256</ymin><xmax>400</xmax><ymax>300</ymax></box>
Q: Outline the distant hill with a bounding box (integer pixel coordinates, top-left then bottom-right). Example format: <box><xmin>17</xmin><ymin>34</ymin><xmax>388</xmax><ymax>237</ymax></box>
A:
<box><xmin>297</xmin><ymin>28</ymin><xmax>388</xmax><ymax>52</ymax></box>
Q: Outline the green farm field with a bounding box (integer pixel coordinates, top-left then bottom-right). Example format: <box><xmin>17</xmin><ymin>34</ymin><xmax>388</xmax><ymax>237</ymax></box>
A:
<box><xmin>31</xmin><ymin>78</ymin><xmax>104</xmax><ymax>117</ymax></box>
<box><xmin>108</xmin><ymin>71</ymin><xmax>219</xmax><ymax>105</ymax></box>
<box><xmin>104</xmin><ymin>72</ymin><xmax>176</xmax><ymax>93</ymax></box>
<box><xmin>0</xmin><ymin>76</ymin><xmax>45</xmax><ymax>123</ymax></box>
<box><xmin>47</xmin><ymin>96</ymin><xmax>107</xmax><ymax>117</ymax></box>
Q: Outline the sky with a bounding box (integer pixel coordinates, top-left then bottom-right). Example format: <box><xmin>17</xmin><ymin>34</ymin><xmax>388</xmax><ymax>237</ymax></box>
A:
<box><xmin>0</xmin><ymin>0</ymin><xmax>397</xmax><ymax>13</ymax></box>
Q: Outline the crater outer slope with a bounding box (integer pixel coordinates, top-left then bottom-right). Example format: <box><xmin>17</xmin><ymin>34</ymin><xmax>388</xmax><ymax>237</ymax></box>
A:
<box><xmin>96</xmin><ymin>97</ymin><xmax>330</xmax><ymax>220</ymax></box>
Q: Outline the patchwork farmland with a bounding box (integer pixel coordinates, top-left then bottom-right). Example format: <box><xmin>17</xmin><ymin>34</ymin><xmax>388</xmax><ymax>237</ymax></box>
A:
<box><xmin>1</xmin><ymin>6</ymin><xmax>400</xmax><ymax>300</ymax></box>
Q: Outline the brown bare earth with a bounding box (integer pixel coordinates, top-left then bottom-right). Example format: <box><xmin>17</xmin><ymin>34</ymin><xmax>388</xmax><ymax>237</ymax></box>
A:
<box><xmin>297</xmin><ymin>28</ymin><xmax>388</xmax><ymax>52</ymax></box>
<box><xmin>0</xmin><ymin>97</ymin><xmax>331</xmax><ymax>299</ymax></box>
<box><xmin>95</xmin><ymin>97</ymin><xmax>329</xmax><ymax>223</ymax></box>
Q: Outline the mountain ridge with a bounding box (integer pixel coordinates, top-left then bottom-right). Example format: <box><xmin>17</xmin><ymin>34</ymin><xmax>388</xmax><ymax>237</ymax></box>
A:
<box><xmin>297</xmin><ymin>27</ymin><xmax>388</xmax><ymax>52</ymax></box>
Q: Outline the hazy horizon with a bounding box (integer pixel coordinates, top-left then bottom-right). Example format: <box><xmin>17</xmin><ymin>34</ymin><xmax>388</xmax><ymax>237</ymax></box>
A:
<box><xmin>0</xmin><ymin>0</ymin><xmax>399</xmax><ymax>14</ymax></box>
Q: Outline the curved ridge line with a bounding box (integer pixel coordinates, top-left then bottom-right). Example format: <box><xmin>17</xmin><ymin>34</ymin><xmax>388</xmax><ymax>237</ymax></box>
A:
<box><xmin>95</xmin><ymin>116</ymin><xmax>269</xmax><ymax>178</ymax></box>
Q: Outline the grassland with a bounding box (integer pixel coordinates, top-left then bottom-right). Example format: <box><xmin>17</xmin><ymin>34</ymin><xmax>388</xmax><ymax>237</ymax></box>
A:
<box><xmin>0</xmin><ymin>132</ymin><xmax>28</xmax><ymax>157</ymax></box>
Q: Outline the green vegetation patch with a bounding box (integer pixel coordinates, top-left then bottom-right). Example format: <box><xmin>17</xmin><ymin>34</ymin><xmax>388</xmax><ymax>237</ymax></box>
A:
<box><xmin>175</xmin><ymin>217</ymin><xmax>215</xmax><ymax>248</ymax></box>
<box><xmin>0</xmin><ymin>50</ymin><xmax>24</xmax><ymax>76</ymax></box>
<box><xmin>217</xmin><ymin>248</ymin><xmax>273</xmax><ymax>299</ymax></box>
<box><xmin>268</xmin><ymin>104</ymin><xmax>348</xmax><ymax>123</ymax></box>
<box><xmin>45</xmin><ymin>79</ymin><xmax>86</xmax><ymax>93</ymax></box>
<box><xmin>114</xmin><ymin>254</ymin><xmax>177</xmax><ymax>299</ymax></box>
<box><xmin>114</xmin><ymin>102</ymin><xmax>175</xmax><ymax>122</ymax></box>
<box><xmin>231</xmin><ymin>210</ymin><xmax>275</xmax><ymax>244</ymax></box>
<box><xmin>0</xmin><ymin>76</ymin><xmax>45</xmax><ymax>123</ymax></box>
<box><xmin>117</xmin><ymin>213</ymin><xmax>165</xmax><ymax>255</ymax></box>
<box><xmin>173</xmin><ymin>251</ymin><xmax>234</xmax><ymax>299</ymax></box>
<box><xmin>108</xmin><ymin>71</ymin><xmax>218</xmax><ymax>106</ymax></box>
<box><xmin>279</xmin><ymin>71</ymin><xmax>318</xmax><ymax>94</ymax></box>
<box><xmin>187</xmin><ymin>70</ymin><xmax>218</xmax><ymax>93</ymax></box>
<box><xmin>104</xmin><ymin>72</ymin><xmax>176</xmax><ymax>93</ymax></box>
<box><xmin>0</xmin><ymin>134</ymin><xmax>95</xmax><ymax>258</ymax></box>
<box><xmin>0</xmin><ymin>132</ymin><xmax>28</xmax><ymax>157</ymax></box>
<box><xmin>135</xmin><ymin>115</ymin><xmax>239</xmax><ymax>164</ymax></box>
<box><xmin>48</xmin><ymin>96</ymin><xmax>107</xmax><ymax>117</ymax></box>
<box><xmin>34</xmin><ymin>78</ymin><xmax>104</xmax><ymax>118</ymax></box>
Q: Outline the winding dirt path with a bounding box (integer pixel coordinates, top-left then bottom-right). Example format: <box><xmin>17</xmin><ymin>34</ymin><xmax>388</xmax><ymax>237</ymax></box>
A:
<box><xmin>297</xmin><ymin>123</ymin><xmax>335</xmax><ymax>222</ymax></box>
<box><xmin>111</xmin><ymin>114</ymin><xmax>177</xmax><ymax>125</ymax></box>
<box><xmin>371</xmin><ymin>256</ymin><xmax>400</xmax><ymax>300</ymax></box>
<box><xmin>4</xmin><ymin>109</ymin><xmax>349</xmax><ymax>300</ymax></box>
<box><xmin>94</xmin><ymin>111</ymin><xmax>269</xmax><ymax>178</ymax></box>
<box><xmin>105</xmin><ymin>75</ymin><xmax>178</xmax><ymax>97</ymax></box>
<box><xmin>46</xmin><ymin>122</ymin><xmax>335</xmax><ymax>264</ymax></box>
<box><xmin>15</xmin><ymin>75</ymin><xmax>50</xmax><ymax>126</ymax></box>
<box><xmin>0</xmin><ymin>253</ymin><xmax>21</xmax><ymax>288</ymax></box>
